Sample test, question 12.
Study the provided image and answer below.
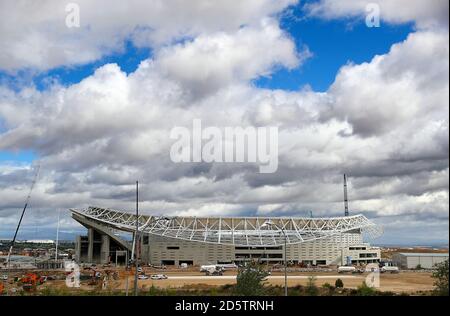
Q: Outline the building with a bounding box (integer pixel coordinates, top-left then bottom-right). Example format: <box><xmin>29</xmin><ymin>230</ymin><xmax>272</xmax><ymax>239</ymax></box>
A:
<box><xmin>392</xmin><ymin>253</ymin><xmax>449</xmax><ymax>269</ymax></box>
<box><xmin>71</xmin><ymin>206</ymin><xmax>382</xmax><ymax>266</ymax></box>
<box><xmin>17</xmin><ymin>240</ymin><xmax>55</xmax><ymax>244</ymax></box>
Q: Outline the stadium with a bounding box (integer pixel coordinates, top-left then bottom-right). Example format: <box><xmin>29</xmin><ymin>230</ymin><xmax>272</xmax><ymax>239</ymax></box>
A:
<box><xmin>71</xmin><ymin>206</ymin><xmax>382</xmax><ymax>267</ymax></box>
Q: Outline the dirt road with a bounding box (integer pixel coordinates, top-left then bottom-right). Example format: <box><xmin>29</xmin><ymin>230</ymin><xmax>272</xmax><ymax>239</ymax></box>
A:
<box><xmin>114</xmin><ymin>271</ymin><xmax>434</xmax><ymax>293</ymax></box>
<box><xmin>4</xmin><ymin>269</ymin><xmax>433</xmax><ymax>294</ymax></box>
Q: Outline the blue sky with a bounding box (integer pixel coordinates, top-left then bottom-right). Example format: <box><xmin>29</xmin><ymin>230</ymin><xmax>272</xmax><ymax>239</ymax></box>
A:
<box><xmin>0</xmin><ymin>150</ymin><xmax>36</xmax><ymax>164</ymax></box>
<box><xmin>257</xmin><ymin>10</ymin><xmax>414</xmax><ymax>91</ymax></box>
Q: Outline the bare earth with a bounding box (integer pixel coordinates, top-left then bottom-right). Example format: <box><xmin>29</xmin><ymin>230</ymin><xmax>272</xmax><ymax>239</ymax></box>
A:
<box><xmin>113</xmin><ymin>271</ymin><xmax>434</xmax><ymax>293</ymax></box>
<box><xmin>4</xmin><ymin>269</ymin><xmax>435</xmax><ymax>294</ymax></box>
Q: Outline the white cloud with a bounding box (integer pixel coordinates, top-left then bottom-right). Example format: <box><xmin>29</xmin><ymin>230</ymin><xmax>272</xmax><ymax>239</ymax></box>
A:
<box><xmin>305</xmin><ymin>0</ymin><xmax>449</xmax><ymax>30</ymax></box>
<box><xmin>155</xmin><ymin>19</ymin><xmax>305</xmax><ymax>98</ymax></box>
<box><xmin>0</xmin><ymin>0</ymin><xmax>297</xmax><ymax>71</ymax></box>
<box><xmin>323</xmin><ymin>30</ymin><xmax>449</xmax><ymax>137</ymax></box>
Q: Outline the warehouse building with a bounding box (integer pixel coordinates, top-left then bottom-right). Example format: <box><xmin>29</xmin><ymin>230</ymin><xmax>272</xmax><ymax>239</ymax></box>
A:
<box><xmin>71</xmin><ymin>207</ymin><xmax>382</xmax><ymax>266</ymax></box>
<box><xmin>392</xmin><ymin>252</ymin><xmax>449</xmax><ymax>269</ymax></box>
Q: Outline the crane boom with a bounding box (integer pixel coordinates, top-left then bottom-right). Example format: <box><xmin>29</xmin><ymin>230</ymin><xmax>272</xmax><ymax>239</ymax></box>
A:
<box><xmin>6</xmin><ymin>164</ymin><xmax>40</xmax><ymax>266</ymax></box>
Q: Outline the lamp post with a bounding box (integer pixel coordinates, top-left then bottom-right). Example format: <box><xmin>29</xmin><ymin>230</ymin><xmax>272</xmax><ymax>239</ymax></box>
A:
<box><xmin>134</xmin><ymin>181</ymin><xmax>139</xmax><ymax>296</ymax></box>
<box><xmin>261</xmin><ymin>220</ymin><xmax>288</xmax><ymax>296</ymax></box>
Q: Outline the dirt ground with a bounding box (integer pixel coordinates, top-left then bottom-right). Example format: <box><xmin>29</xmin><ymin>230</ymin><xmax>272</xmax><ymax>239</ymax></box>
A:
<box><xmin>111</xmin><ymin>270</ymin><xmax>434</xmax><ymax>293</ymax></box>
<box><xmin>3</xmin><ymin>268</ymin><xmax>435</xmax><ymax>295</ymax></box>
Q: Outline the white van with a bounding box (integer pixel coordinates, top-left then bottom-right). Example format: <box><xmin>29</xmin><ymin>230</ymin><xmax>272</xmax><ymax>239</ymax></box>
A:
<box><xmin>338</xmin><ymin>266</ymin><xmax>356</xmax><ymax>273</ymax></box>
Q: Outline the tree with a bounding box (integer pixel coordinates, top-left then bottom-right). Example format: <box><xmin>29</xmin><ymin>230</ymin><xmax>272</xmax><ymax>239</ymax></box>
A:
<box><xmin>335</xmin><ymin>278</ymin><xmax>344</xmax><ymax>289</ymax></box>
<box><xmin>234</xmin><ymin>261</ymin><xmax>269</xmax><ymax>296</ymax></box>
<box><xmin>432</xmin><ymin>259</ymin><xmax>449</xmax><ymax>296</ymax></box>
<box><xmin>305</xmin><ymin>276</ymin><xmax>319</xmax><ymax>296</ymax></box>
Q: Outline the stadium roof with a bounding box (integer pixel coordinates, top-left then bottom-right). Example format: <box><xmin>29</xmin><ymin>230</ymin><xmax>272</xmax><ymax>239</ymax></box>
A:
<box><xmin>70</xmin><ymin>206</ymin><xmax>382</xmax><ymax>247</ymax></box>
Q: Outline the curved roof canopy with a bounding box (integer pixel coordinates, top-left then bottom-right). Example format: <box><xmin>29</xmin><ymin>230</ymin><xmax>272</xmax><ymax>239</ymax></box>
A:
<box><xmin>70</xmin><ymin>206</ymin><xmax>382</xmax><ymax>247</ymax></box>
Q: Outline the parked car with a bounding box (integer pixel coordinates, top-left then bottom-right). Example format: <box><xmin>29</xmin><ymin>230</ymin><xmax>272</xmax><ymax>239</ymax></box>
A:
<box><xmin>149</xmin><ymin>264</ymin><xmax>167</xmax><ymax>269</ymax></box>
<box><xmin>1</xmin><ymin>275</ymin><xmax>8</xmax><ymax>281</ymax></box>
<box><xmin>138</xmin><ymin>275</ymin><xmax>149</xmax><ymax>280</ymax></box>
<box><xmin>150</xmin><ymin>274</ymin><xmax>168</xmax><ymax>280</ymax></box>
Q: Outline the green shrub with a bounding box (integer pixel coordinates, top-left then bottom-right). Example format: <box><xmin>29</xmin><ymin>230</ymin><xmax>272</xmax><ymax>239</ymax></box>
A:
<box><xmin>234</xmin><ymin>262</ymin><xmax>269</xmax><ymax>296</ymax></box>
<box><xmin>305</xmin><ymin>276</ymin><xmax>319</xmax><ymax>296</ymax></box>
<box><xmin>335</xmin><ymin>278</ymin><xmax>344</xmax><ymax>288</ymax></box>
<box><xmin>322</xmin><ymin>282</ymin><xmax>335</xmax><ymax>296</ymax></box>
<box><xmin>356</xmin><ymin>281</ymin><xmax>376</xmax><ymax>296</ymax></box>
<box><xmin>432</xmin><ymin>259</ymin><xmax>449</xmax><ymax>296</ymax></box>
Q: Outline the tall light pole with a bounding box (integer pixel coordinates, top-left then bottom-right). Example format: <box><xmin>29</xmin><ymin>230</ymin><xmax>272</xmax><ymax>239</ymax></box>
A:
<box><xmin>133</xmin><ymin>181</ymin><xmax>139</xmax><ymax>296</ymax></box>
<box><xmin>55</xmin><ymin>209</ymin><xmax>61</xmax><ymax>263</ymax></box>
<box><xmin>130</xmin><ymin>210</ymin><xmax>171</xmax><ymax>297</ymax></box>
<box><xmin>261</xmin><ymin>220</ymin><xmax>288</xmax><ymax>296</ymax></box>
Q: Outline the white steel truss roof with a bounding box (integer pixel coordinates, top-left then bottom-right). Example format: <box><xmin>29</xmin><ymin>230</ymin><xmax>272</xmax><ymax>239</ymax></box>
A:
<box><xmin>70</xmin><ymin>206</ymin><xmax>382</xmax><ymax>246</ymax></box>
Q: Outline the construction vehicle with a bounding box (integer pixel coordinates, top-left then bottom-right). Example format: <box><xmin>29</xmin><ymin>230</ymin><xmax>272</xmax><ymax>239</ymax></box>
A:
<box><xmin>201</xmin><ymin>265</ymin><xmax>224</xmax><ymax>276</ymax></box>
<box><xmin>3</xmin><ymin>165</ymin><xmax>40</xmax><ymax>289</ymax></box>
<box><xmin>20</xmin><ymin>273</ymin><xmax>41</xmax><ymax>292</ymax></box>
<box><xmin>380</xmin><ymin>262</ymin><xmax>400</xmax><ymax>273</ymax></box>
<box><xmin>380</xmin><ymin>266</ymin><xmax>399</xmax><ymax>273</ymax></box>
<box><xmin>87</xmin><ymin>269</ymin><xmax>102</xmax><ymax>286</ymax></box>
<box><xmin>337</xmin><ymin>266</ymin><xmax>356</xmax><ymax>274</ymax></box>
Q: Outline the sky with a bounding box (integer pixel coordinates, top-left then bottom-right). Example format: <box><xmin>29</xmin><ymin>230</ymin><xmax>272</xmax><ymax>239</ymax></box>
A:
<box><xmin>0</xmin><ymin>0</ymin><xmax>448</xmax><ymax>245</ymax></box>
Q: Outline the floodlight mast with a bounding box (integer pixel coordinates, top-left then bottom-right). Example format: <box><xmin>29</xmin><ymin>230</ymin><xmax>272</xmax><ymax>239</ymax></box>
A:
<box><xmin>344</xmin><ymin>174</ymin><xmax>349</xmax><ymax>217</ymax></box>
<box><xmin>134</xmin><ymin>181</ymin><xmax>139</xmax><ymax>296</ymax></box>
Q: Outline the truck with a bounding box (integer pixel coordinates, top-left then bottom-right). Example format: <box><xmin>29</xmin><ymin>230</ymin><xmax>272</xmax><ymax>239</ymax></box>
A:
<box><xmin>380</xmin><ymin>265</ymin><xmax>399</xmax><ymax>273</ymax></box>
<box><xmin>337</xmin><ymin>266</ymin><xmax>356</xmax><ymax>274</ymax></box>
<box><xmin>216</xmin><ymin>263</ymin><xmax>238</xmax><ymax>270</ymax></box>
<box><xmin>200</xmin><ymin>265</ymin><xmax>224</xmax><ymax>276</ymax></box>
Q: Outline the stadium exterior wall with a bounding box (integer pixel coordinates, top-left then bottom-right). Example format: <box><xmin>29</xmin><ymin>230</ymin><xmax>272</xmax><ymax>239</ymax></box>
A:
<box><xmin>139</xmin><ymin>233</ymin><xmax>380</xmax><ymax>266</ymax></box>
<box><xmin>72</xmin><ymin>209</ymin><xmax>381</xmax><ymax>266</ymax></box>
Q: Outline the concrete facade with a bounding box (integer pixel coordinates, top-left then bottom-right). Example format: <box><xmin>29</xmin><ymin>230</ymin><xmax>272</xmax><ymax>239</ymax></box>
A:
<box><xmin>71</xmin><ymin>208</ymin><xmax>381</xmax><ymax>266</ymax></box>
<box><xmin>75</xmin><ymin>227</ymin><xmax>380</xmax><ymax>266</ymax></box>
<box><xmin>392</xmin><ymin>253</ymin><xmax>449</xmax><ymax>269</ymax></box>
<box><xmin>140</xmin><ymin>233</ymin><xmax>380</xmax><ymax>266</ymax></box>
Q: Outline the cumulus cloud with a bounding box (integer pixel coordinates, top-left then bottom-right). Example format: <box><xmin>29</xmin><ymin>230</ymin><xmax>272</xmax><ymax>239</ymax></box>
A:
<box><xmin>155</xmin><ymin>18</ymin><xmax>306</xmax><ymax>98</ymax></box>
<box><xmin>322</xmin><ymin>30</ymin><xmax>449</xmax><ymax>137</ymax></box>
<box><xmin>304</xmin><ymin>0</ymin><xmax>449</xmax><ymax>30</ymax></box>
<box><xmin>0</xmin><ymin>0</ymin><xmax>296</xmax><ymax>71</ymax></box>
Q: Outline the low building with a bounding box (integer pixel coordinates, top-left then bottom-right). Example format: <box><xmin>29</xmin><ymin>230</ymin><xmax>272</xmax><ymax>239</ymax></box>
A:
<box><xmin>392</xmin><ymin>252</ymin><xmax>449</xmax><ymax>269</ymax></box>
<box><xmin>20</xmin><ymin>239</ymin><xmax>55</xmax><ymax>244</ymax></box>
<box><xmin>70</xmin><ymin>206</ymin><xmax>382</xmax><ymax>266</ymax></box>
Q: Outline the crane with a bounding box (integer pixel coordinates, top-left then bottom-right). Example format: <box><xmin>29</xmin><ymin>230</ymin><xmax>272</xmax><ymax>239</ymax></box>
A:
<box><xmin>5</xmin><ymin>164</ymin><xmax>41</xmax><ymax>267</ymax></box>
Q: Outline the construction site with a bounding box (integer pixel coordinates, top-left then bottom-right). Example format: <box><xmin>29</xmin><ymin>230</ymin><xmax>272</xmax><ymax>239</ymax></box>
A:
<box><xmin>0</xmin><ymin>175</ymin><xmax>447</xmax><ymax>296</ymax></box>
<box><xmin>0</xmin><ymin>259</ymin><xmax>443</xmax><ymax>295</ymax></box>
